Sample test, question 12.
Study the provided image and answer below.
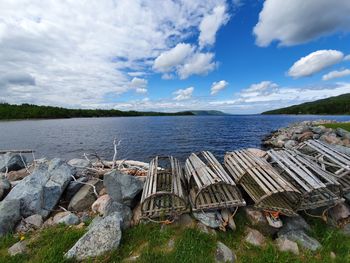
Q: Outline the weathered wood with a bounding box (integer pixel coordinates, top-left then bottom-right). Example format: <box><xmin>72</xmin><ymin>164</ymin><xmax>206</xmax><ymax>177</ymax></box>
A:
<box><xmin>267</xmin><ymin>149</ymin><xmax>341</xmax><ymax>210</ymax></box>
<box><xmin>224</xmin><ymin>149</ymin><xmax>301</xmax><ymax>216</ymax></box>
<box><xmin>296</xmin><ymin>140</ymin><xmax>350</xmax><ymax>193</ymax></box>
<box><xmin>0</xmin><ymin>150</ymin><xmax>34</xmax><ymax>154</ymax></box>
<box><xmin>185</xmin><ymin>151</ymin><xmax>245</xmax><ymax>212</ymax></box>
<box><xmin>141</xmin><ymin>156</ymin><xmax>188</xmax><ymax>219</ymax></box>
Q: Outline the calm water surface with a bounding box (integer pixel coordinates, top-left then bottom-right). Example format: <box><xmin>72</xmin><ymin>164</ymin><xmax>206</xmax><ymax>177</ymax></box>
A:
<box><xmin>0</xmin><ymin>115</ymin><xmax>349</xmax><ymax>162</ymax></box>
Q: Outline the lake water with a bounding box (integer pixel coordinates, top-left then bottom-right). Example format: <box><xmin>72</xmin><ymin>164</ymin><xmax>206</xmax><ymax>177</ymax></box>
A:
<box><xmin>0</xmin><ymin>115</ymin><xmax>350</xmax><ymax>163</ymax></box>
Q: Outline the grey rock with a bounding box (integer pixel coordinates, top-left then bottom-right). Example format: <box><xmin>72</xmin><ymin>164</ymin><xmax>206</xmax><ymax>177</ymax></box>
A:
<box><xmin>197</xmin><ymin>222</ymin><xmax>216</xmax><ymax>235</ymax></box>
<box><xmin>0</xmin><ymin>199</ymin><xmax>21</xmax><ymax>237</ymax></box>
<box><xmin>65</xmin><ymin>212</ymin><xmax>122</xmax><ymax>260</ymax></box>
<box><xmin>8</xmin><ymin>241</ymin><xmax>27</xmax><ymax>256</ymax></box>
<box><xmin>24</xmin><ymin>214</ymin><xmax>43</xmax><ymax>229</ymax></box>
<box><xmin>0</xmin><ymin>153</ymin><xmax>26</xmax><ymax>173</ymax></box>
<box><xmin>0</xmin><ymin>175</ymin><xmax>11</xmax><ymax>200</ymax></box>
<box><xmin>320</xmin><ymin>133</ymin><xmax>341</xmax><ymax>145</ymax></box>
<box><xmin>193</xmin><ymin>211</ymin><xmax>221</xmax><ymax>228</ymax></box>
<box><xmin>328</xmin><ymin>203</ymin><xmax>350</xmax><ymax>226</ymax></box>
<box><xmin>5</xmin><ymin>159</ymin><xmax>73</xmax><ymax>217</ymax></box>
<box><xmin>68</xmin><ymin>179</ymin><xmax>103</xmax><ymax>212</ymax></box>
<box><xmin>174</xmin><ymin>213</ymin><xmax>195</xmax><ymax>228</ymax></box>
<box><xmin>278</xmin><ymin>215</ymin><xmax>311</xmax><ymax>236</ymax></box>
<box><xmin>64</xmin><ymin>177</ymin><xmax>88</xmax><ymax>201</ymax></box>
<box><xmin>244</xmin><ymin>207</ymin><xmax>279</xmax><ymax>236</ymax></box>
<box><xmin>336</xmin><ymin>128</ymin><xmax>350</xmax><ymax>139</ymax></box>
<box><xmin>341</xmin><ymin>223</ymin><xmax>350</xmax><ymax>236</ymax></box>
<box><xmin>284</xmin><ymin>140</ymin><xmax>297</xmax><ymax>149</ymax></box>
<box><xmin>276</xmin><ymin>237</ymin><xmax>299</xmax><ymax>255</ymax></box>
<box><xmin>68</xmin><ymin>158</ymin><xmax>91</xmax><ymax>169</ymax></box>
<box><xmin>54</xmin><ymin>212</ymin><xmax>80</xmax><ymax>225</ymax></box>
<box><xmin>280</xmin><ymin>230</ymin><xmax>321</xmax><ymax>251</ymax></box>
<box><xmin>215</xmin><ymin>241</ymin><xmax>235</xmax><ymax>263</ymax></box>
<box><xmin>104</xmin><ymin>201</ymin><xmax>132</xmax><ymax>230</ymax></box>
<box><xmin>244</xmin><ymin>228</ymin><xmax>266</xmax><ymax>247</ymax></box>
<box><xmin>311</xmin><ymin>126</ymin><xmax>325</xmax><ymax>134</ymax></box>
<box><xmin>104</xmin><ymin>170</ymin><xmax>144</xmax><ymax>207</ymax></box>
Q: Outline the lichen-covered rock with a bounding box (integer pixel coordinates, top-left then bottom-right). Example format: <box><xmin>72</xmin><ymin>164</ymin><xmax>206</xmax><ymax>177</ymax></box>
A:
<box><xmin>0</xmin><ymin>199</ymin><xmax>21</xmax><ymax>237</ymax></box>
<box><xmin>65</xmin><ymin>212</ymin><xmax>122</xmax><ymax>260</ymax></box>
<box><xmin>104</xmin><ymin>170</ymin><xmax>144</xmax><ymax>207</ymax></box>
<box><xmin>276</xmin><ymin>237</ymin><xmax>299</xmax><ymax>255</ymax></box>
<box><xmin>64</xmin><ymin>177</ymin><xmax>88</xmax><ymax>201</ymax></box>
<box><xmin>244</xmin><ymin>228</ymin><xmax>266</xmax><ymax>247</ymax></box>
<box><xmin>215</xmin><ymin>241</ymin><xmax>235</xmax><ymax>263</ymax></box>
<box><xmin>0</xmin><ymin>153</ymin><xmax>26</xmax><ymax>173</ymax></box>
<box><xmin>53</xmin><ymin>211</ymin><xmax>80</xmax><ymax>225</ymax></box>
<box><xmin>193</xmin><ymin>211</ymin><xmax>221</xmax><ymax>228</ymax></box>
<box><xmin>104</xmin><ymin>201</ymin><xmax>132</xmax><ymax>230</ymax></box>
<box><xmin>279</xmin><ymin>230</ymin><xmax>321</xmax><ymax>251</ymax></box>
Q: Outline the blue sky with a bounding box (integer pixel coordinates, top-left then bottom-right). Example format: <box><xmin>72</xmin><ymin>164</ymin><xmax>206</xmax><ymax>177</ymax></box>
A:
<box><xmin>1</xmin><ymin>0</ymin><xmax>350</xmax><ymax>113</ymax></box>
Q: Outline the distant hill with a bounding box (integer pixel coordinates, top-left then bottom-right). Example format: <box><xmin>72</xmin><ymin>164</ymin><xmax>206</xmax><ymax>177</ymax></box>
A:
<box><xmin>0</xmin><ymin>103</ymin><xmax>194</xmax><ymax>120</ymax></box>
<box><xmin>261</xmin><ymin>93</ymin><xmax>350</xmax><ymax>115</ymax></box>
<box><xmin>190</xmin><ymin>110</ymin><xmax>229</xmax><ymax>116</ymax></box>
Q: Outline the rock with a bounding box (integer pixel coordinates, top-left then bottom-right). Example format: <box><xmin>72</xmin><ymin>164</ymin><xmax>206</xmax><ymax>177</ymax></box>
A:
<box><xmin>311</xmin><ymin>126</ymin><xmax>326</xmax><ymax>134</ymax></box>
<box><xmin>0</xmin><ymin>175</ymin><xmax>11</xmax><ymax>200</ymax></box>
<box><xmin>246</xmin><ymin>148</ymin><xmax>267</xmax><ymax>158</ymax></box>
<box><xmin>99</xmin><ymin>188</ymin><xmax>107</xmax><ymax>196</ymax></box>
<box><xmin>0</xmin><ymin>153</ymin><xmax>26</xmax><ymax>173</ymax></box>
<box><xmin>103</xmin><ymin>170</ymin><xmax>144</xmax><ymax>207</ymax></box>
<box><xmin>5</xmin><ymin>159</ymin><xmax>73</xmax><ymax>217</ymax></box>
<box><xmin>294</xmin><ymin>125</ymin><xmax>309</xmax><ymax>134</ymax></box>
<box><xmin>276</xmin><ymin>237</ymin><xmax>299</xmax><ymax>255</ymax></box>
<box><xmin>65</xmin><ymin>212</ymin><xmax>122</xmax><ymax>260</ymax></box>
<box><xmin>8</xmin><ymin>241</ymin><xmax>27</xmax><ymax>256</ymax></box>
<box><xmin>6</xmin><ymin>168</ymin><xmax>31</xmax><ymax>182</ymax></box>
<box><xmin>197</xmin><ymin>222</ymin><xmax>216</xmax><ymax>235</ymax></box>
<box><xmin>104</xmin><ymin>201</ymin><xmax>132</xmax><ymax>229</ymax></box>
<box><xmin>174</xmin><ymin>213</ymin><xmax>195</xmax><ymax>228</ymax></box>
<box><xmin>320</xmin><ymin>133</ymin><xmax>341</xmax><ymax>145</ymax></box>
<box><xmin>330</xmin><ymin>251</ymin><xmax>336</xmax><ymax>260</ymax></box>
<box><xmin>345</xmin><ymin>192</ymin><xmax>350</xmax><ymax>204</ymax></box>
<box><xmin>167</xmin><ymin>239</ymin><xmax>175</xmax><ymax>250</ymax></box>
<box><xmin>80</xmin><ymin>212</ymin><xmax>92</xmax><ymax>223</ymax></box>
<box><xmin>68</xmin><ymin>179</ymin><xmax>103</xmax><ymax>212</ymax></box>
<box><xmin>341</xmin><ymin>223</ymin><xmax>350</xmax><ymax>236</ymax></box>
<box><xmin>193</xmin><ymin>211</ymin><xmax>221</xmax><ymax>228</ymax></box>
<box><xmin>244</xmin><ymin>207</ymin><xmax>279</xmax><ymax>236</ymax></box>
<box><xmin>336</xmin><ymin>128</ymin><xmax>350</xmax><ymax>140</ymax></box>
<box><xmin>279</xmin><ymin>230</ymin><xmax>321</xmax><ymax>251</ymax></box>
<box><xmin>131</xmin><ymin>203</ymin><xmax>142</xmax><ymax>226</ymax></box>
<box><xmin>284</xmin><ymin>140</ymin><xmax>297</xmax><ymax>149</ymax></box>
<box><xmin>328</xmin><ymin>202</ymin><xmax>350</xmax><ymax>226</ymax></box>
<box><xmin>221</xmin><ymin>209</ymin><xmax>236</xmax><ymax>231</ymax></box>
<box><xmin>68</xmin><ymin>158</ymin><xmax>91</xmax><ymax>169</ymax></box>
<box><xmin>53</xmin><ymin>211</ymin><xmax>80</xmax><ymax>225</ymax></box>
<box><xmin>91</xmin><ymin>194</ymin><xmax>112</xmax><ymax>216</ymax></box>
<box><xmin>278</xmin><ymin>215</ymin><xmax>311</xmax><ymax>236</ymax></box>
<box><xmin>24</xmin><ymin>214</ymin><xmax>43</xmax><ymax>229</ymax></box>
<box><xmin>64</xmin><ymin>177</ymin><xmax>88</xmax><ymax>201</ymax></box>
<box><xmin>215</xmin><ymin>241</ymin><xmax>235</xmax><ymax>263</ymax></box>
<box><xmin>244</xmin><ymin>228</ymin><xmax>266</xmax><ymax>247</ymax></box>
<box><xmin>0</xmin><ymin>199</ymin><xmax>21</xmax><ymax>237</ymax></box>
<box><xmin>298</xmin><ymin>131</ymin><xmax>314</xmax><ymax>142</ymax></box>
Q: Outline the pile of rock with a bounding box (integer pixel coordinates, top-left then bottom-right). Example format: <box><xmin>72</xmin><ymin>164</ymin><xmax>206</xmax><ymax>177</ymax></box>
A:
<box><xmin>263</xmin><ymin>120</ymin><xmax>350</xmax><ymax>154</ymax></box>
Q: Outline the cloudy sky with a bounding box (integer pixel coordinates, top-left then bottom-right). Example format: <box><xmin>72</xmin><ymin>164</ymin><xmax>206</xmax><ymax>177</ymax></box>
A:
<box><xmin>1</xmin><ymin>0</ymin><xmax>350</xmax><ymax>113</ymax></box>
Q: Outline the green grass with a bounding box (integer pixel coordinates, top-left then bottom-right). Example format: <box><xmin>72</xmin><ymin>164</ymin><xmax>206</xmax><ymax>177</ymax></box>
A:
<box><xmin>322</xmin><ymin>122</ymin><xmax>350</xmax><ymax>132</ymax></box>
<box><xmin>0</xmin><ymin>212</ymin><xmax>349</xmax><ymax>263</ymax></box>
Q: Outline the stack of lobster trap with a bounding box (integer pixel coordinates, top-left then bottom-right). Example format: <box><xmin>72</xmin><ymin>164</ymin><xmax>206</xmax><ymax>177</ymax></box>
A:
<box><xmin>140</xmin><ymin>140</ymin><xmax>349</xmax><ymax>223</ymax></box>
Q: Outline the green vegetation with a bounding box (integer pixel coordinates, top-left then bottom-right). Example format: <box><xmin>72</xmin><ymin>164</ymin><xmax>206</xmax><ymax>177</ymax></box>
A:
<box><xmin>1</xmin><ymin>211</ymin><xmax>349</xmax><ymax>263</ymax></box>
<box><xmin>262</xmin><ymin>93</ymin><xmax>350</xmax><ymax>115</ymax></box>
<box><xmin>323</xmin><ymin>122</ymin><xmax>350</xmax><ymax>132</ymax></box>
<box><xmin>0</xmin><ymin>103</ymin><xmax>194</xmax><ymax>120</ymax></box>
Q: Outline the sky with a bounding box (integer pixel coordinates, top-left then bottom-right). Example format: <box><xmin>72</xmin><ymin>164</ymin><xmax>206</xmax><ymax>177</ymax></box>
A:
<box><xmin>1</xmin><ymin>0</ymin><xmax>350</xmax><ymax>114</ymax></box>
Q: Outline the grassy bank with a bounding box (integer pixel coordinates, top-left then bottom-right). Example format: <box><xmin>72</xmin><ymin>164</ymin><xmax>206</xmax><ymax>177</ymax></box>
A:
<box><xmin>322</xmin><ymin>122</ymin><xmax>350</xmax><ymax>132</ymax></box>
<box><xmin>1</xmin><ymin>211</ymin><xmax>349</xmax><ymax>263</ymax></box>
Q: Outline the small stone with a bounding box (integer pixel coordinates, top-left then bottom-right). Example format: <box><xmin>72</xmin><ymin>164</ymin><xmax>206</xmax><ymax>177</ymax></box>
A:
<box><xmin>215</xmin><ymin>241</ymin><xmax>235</xmax><ymax>263</ymax></box>
<box><xmin>298</xmin><ymin>131</ymin><xmax>314</xmax><ymax>142</ymax></box>
<box><xmin>53</xmin><ymin>211</ymin><xmax>80</xmax><ymax>225</ymax></box>
<box><xmin>276</xmin><ymin>237</ymin><xmax>299</xmax><ymax>255</ymax></box>
<box><xmin>8</xmin><ymin>241</ymin><xmax>27</xmax><ymax>256</ymax></box>
<box><xmin>244</xmin><ymin>228</ymin><xmax>266</xmax><ymax>247</ymax></box>
<box><xmin>197</xmin><ymin>222</ymin><xmax>216</xmax><ymax>236</ymax></box>
<box><xmin>24</xmin><ymin>214</ymin><xmax>43</xmax><ymax>229</ymax></box>
<box><xmin>284</xmin><ymin>140</ymin><xmax>297</xmax><ymax>149</ymax></box>
<box><xmin>327</xmin><ymin>202</ymin><xmax>350</xmax><ymax>226</ymax></box>
<box><xmin>175</xmin><ymin>213</ymin><xmax>195</xmax><ymax>228</ymax></box>
<box><xmin>75</xmin><ymin>222</ymin><xmax>85</xmax><ymax>229</ymax></box>
<box><xmin>330</xmin><ymin>251</ymin><xmax>336</xmax><ymax>260</ymax></box>
<box><xmin>193</xmin><ymin>211</ymin><xmax>221</xmax><ymax>228</ymax></box>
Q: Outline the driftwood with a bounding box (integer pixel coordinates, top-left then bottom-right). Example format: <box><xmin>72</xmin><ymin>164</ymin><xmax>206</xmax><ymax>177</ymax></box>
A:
<box><xmin>141</xmin><ymin>156</ymin><xmax>188</xmax><ymax>219</ymax></box>
<box><xmin>0</xmin><ymin>149</ymin><xmax>34</xmax><ymax>154</ymax></box>
<box><xmin>185</xmin><ymin>151</ymin><xmax>245</xmax><ymax>212</ymax></box>
<box><xmin>225</xmin><ymin>149</ymin><xmax>301</xmax><ymax>216</ymax></box>
<box><xmin>267</xmin><ymin>149</ymin><xmax>341</xmax><ymax>211</ymax></box>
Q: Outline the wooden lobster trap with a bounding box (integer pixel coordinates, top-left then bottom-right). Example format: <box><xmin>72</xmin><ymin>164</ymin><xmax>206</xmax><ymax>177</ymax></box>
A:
<box><xmin>267</xmin><ymin>149</ymin><xmax>341</xmax><ymax>211</ymax></box>
<box><xmin>185</xmin><ymin>151</ymin><xmax>246</xmax><ymax>212</ymax></box>
<box><xmin>141</xmin><ymin>156</ymin><xmax>188</xmax><ymax>219</ymax></box>
<box><xmin>296</xmin><ymin>140</ymin><xmax>350</xmax><ymax>193</ymax></box>
<box><xmin>224</xmin><ymin>149</ymin><xmax>301</xmax><ymax>216</ymax></box>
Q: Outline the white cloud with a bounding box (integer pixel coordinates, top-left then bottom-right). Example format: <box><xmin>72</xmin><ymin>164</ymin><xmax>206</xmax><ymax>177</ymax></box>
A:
<box><xmin>323</xmin><ymin>69</ymin><xmax>350</xmax><ymax>81</ymax></box>
<box><xmin>153</xmin><ymin>43</ymin><xmax>194</xmax><ymax>73</ymax></box>
<box><xmin>288</xmin><ymin>50</ymin><xmax>344</xmax><ymax>78</ymax></box>
<box><xmin>240</xmin><ymin>81</ymin><xmax>278</xmax><ymax>97</ymax></box>
<box><xmin>211</xmin><ymin>80</ymin><xmax>228</xmax><ymax>95</ymax></box>
<box><xmin>345</xmin><ymin>55</ymin><xmax>350</xmax><ymax>61</ymax></box>
<box><xmin>254</xmin><ymin>0</ymin><xmax>350</xmax><ymax>46</ymax></box>
<box><xmin>130</xmin><ymin>77</ymin><xmax>148</xmax><ymax>94</ymax></box>
<box><xmin>199</xmin><ymin>5</ymin><xmax>229</xmax><ymax>48</ymax></box>
<box><xmin>0</xmin><ymin>0</ymin><xmax>226</xmax><ymax>107</ymax></box>
<box><xmin>173</xmin><ymin>87</ymin><xmax>194</xmax><ymax>101</ymax></box>
<box><xmin>178</xmin><ymin>52</ymin><xmax>216</xmax><ymax>79</ymax></box>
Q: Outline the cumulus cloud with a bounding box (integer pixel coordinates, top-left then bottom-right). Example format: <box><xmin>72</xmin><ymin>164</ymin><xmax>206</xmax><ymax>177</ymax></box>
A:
<box><xmin>130</xmin><ymin>77</ymin><xmax>148</xmax><ymax>94</ymax></box>
<box><xmin>345</xmin><ymin>55</ymin><xmax>350</xmax><ymax>61</ymax></box>
<box><xmin>173</xmin><ymin>87</ymin><xmax>194</xmax><ymax>101</ymax></box>
<box><xmin>0</xmin><ymin>0</ymin><xmax>227</xmax><ymax>107</ymax></box>
<box><xmin>288</xmin><ymin>50</ymin><xmax>344</xmax><ymax>78</ymax></box>
<box><xmin>210</xmin><ymin>80</ymin><xmax>228</xmax><ymax>95</ymax></box>
<box><xmin>178</xmin><ymin>52</ymin><xmax>216</xmax><ymax>79</ymax></box>
<box><xmin>0</xmin><ymin>72</ymin><xmax>36</xmax><ymax>87</ymax></box>
<box><xmin>240</xmin><ymin>81</ymin><xmax>278</xmax><ymax>97</ymax></box>
<box><xmin>199</xmin><ymin>5</ymin><xmax>229</xmax><ymax>48</ymax></box>
<box><xmin>254</xmin><ymin>0</ymin><xmax>350</xmax><ymax>46</ymax></box>
<box><xmin>323</xmin><ymin>69</ymin><xmax>350</xmax><ymax>81</ymax></box>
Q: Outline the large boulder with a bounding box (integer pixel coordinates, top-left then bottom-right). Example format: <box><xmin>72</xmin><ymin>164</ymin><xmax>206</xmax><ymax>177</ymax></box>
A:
<box><xmin>104</xmin><ymin>201</ymin><xmax>132</xmax><ymax>229</ymax></box>
<box><xmin>279</xmin><ymin>230</ymin><xmax>321</xmax><ymax>251</ymax></box>
<box><xmin>0</xmin><ymin>175</ymin><xmax>11</xmax><ymax>200</ymax></box>
<box><xmin>64</xmin><ymin>177</ymin><xmax>88</xmax><ymax>201</ymax></box>
<box><xmin>336</xmin><ymin>128</ymin><xmax>350</xmax><ymax>140</ymax></box>
<box><xmin>244</xmin><ymin>207</ymin><xmax>280</xmax><ymax>236</ymax></box>
<box><xmin>0</xmin><ymin>153</ymin><xmax>26</xmax><ymax>173</ymax></box>
<box><xmin>65</xmin><ymin>212</ymin><xmax>122</xmax><ymax>260</ymax></box>
<box><xmin>278</xmin><ymin>215</ymin><xmax>311</xmax><ymax>236</ymax></box>
<box><xmin>92</xmin><ymin>194</ymin><xmax>112</xmax><ymax>216</ymax></box>
<box><xmin>68</xmin><ymin>179</ymin><xmax>103</xmax><ymax>212</ymax></box>
<box><xmin>104</xmin><ymin>170</ymin><xmax>144</xmax><ymax>207</ymax></box>
<box><xmin>0</xmin><ymin>199</ymin><xmax>21</xmax><ymax>237</ymax></box>
<box><xmin>5</xmin><ymin>159</ymin><xmax>73</xmax><ymax>217</ymax></box>
<box><xmin>193</xmin><ymin>211</ymin><xmax>221</xmax><ymax>228</ymax></box>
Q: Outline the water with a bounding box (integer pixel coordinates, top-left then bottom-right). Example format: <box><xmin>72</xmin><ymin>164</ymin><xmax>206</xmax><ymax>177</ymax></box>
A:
<box><xmin>0</xmin><ymin>115</ymin><xmax>349</xmax><ymax>163</ymax></box>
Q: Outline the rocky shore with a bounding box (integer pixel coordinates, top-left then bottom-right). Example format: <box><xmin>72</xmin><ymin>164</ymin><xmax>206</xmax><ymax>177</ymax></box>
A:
<box><xmin>0</xmin><ymin>120</ymin><xmax>350</xmax><ymax>262</ymax></box>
